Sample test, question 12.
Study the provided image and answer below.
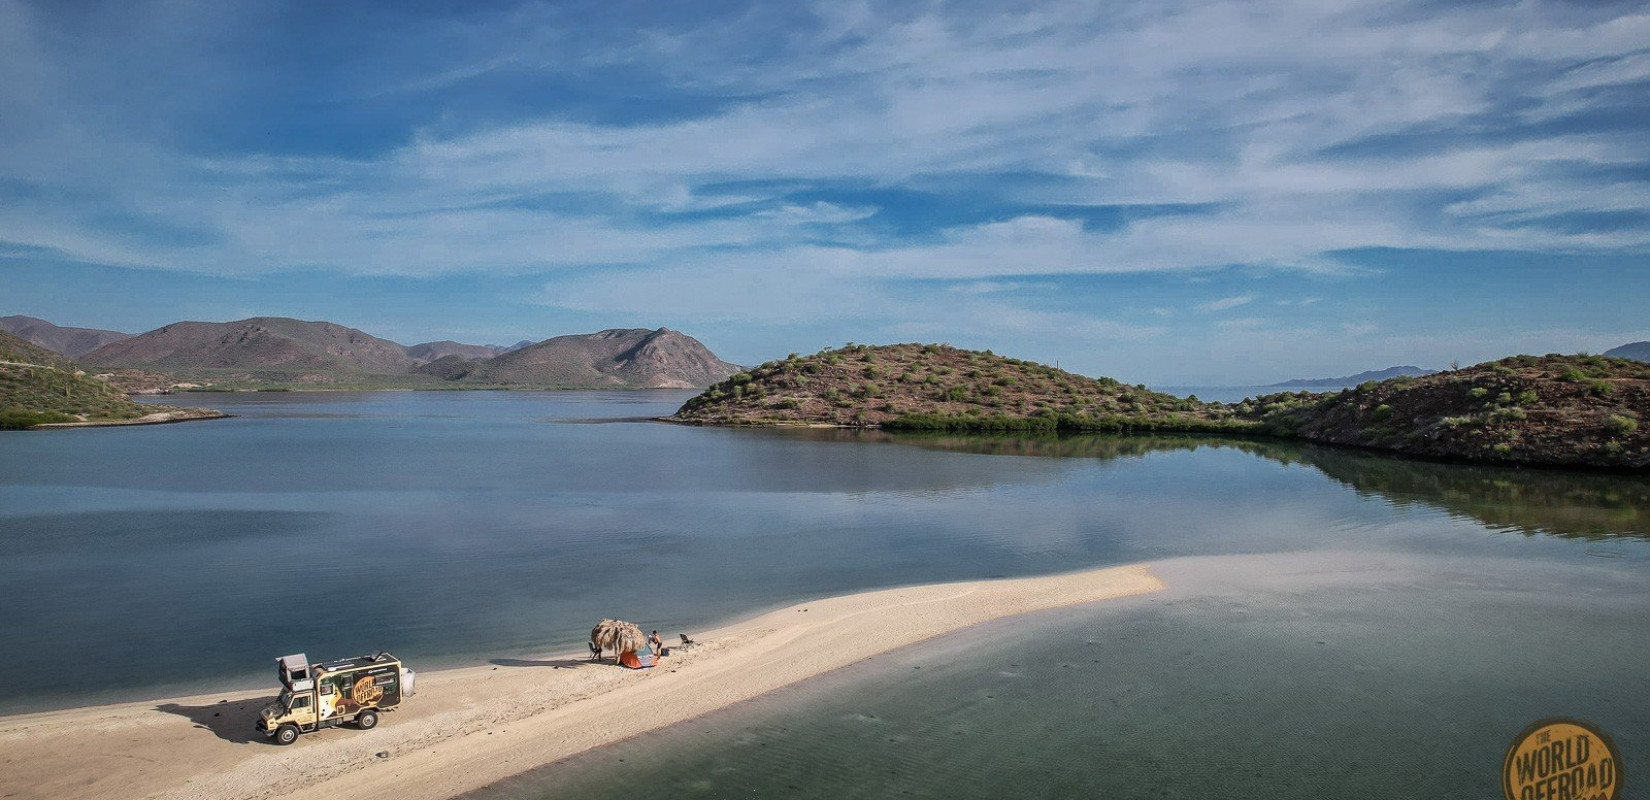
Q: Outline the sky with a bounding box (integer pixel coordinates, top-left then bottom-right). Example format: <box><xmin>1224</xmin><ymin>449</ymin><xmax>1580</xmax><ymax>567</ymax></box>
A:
<box><xmin>2</xmin><ymin>0</ymin><xmax>1648</xmax><ymax>385</ymax></box>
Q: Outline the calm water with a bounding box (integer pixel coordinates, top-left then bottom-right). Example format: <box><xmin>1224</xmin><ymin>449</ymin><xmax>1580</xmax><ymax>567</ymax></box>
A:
<box><xmin>2</xmin><ymin>391</ymin><xmax>1647</xmax><ymax>794</ymax></box>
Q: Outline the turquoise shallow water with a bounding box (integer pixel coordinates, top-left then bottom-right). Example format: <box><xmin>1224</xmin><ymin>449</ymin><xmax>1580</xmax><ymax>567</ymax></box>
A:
<box><xmin>469</xmin><ymin>552</ymin><xmax>1650</xmax><ymax>800</ymax></box>
<box><xmin>2</xmin><ymin>388</ymin><xmax>1648</xmax><ymax>800</ymax></box>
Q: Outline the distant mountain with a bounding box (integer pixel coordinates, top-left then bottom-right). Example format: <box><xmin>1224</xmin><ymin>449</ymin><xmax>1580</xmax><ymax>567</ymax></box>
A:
<box><xmin>1271</xmin><ymin>366</ymin><xmax>1436</xmax><ymax>387</ymax></box>
<box><xmin>502</xmin><ymin>340</ymin><xmax>535</xmax><ymax>353</ymax></box>
<box><xmin>76</xmin><ymin>317</ymin><xmax>738</xmax><ymax>388</ymax></box>
<box><xmin>460</xmin><ymin>328</ymin><xmax>741</xmax><ymax>388</ymax></box>
<box><xmin>1605</xmin><ymin>342</ymin><xmax>1650</xmax><ymax>363</ymax></box>
<box><xmin>0</xmin><ymin>315</ymin><xmax>131</xmax><ymax>358</ymax></box>
<box><xmin>81</xmin><ymin>317</ymin><xmax>419</xmax><ymax>377</ymax></box>
<box><xmin>406</xmin><ymin>340</ymin><xmax>505</xmax><ymax>363</ymax></box>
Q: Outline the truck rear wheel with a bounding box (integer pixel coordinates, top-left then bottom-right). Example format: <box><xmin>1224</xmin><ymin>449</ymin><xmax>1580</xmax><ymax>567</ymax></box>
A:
<box><xmin>356</xmin><ymin>709</ymin><xmax>379</xmax><ymax>730</ymax></box>
<box><xmin>274</xmin><ymin>724</ymin><xmax>300</xmax><ymax>745</ymax></box>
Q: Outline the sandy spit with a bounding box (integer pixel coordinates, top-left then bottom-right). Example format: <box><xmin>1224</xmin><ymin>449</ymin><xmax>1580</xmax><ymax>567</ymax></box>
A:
<box><xmin>29</xmin><ymin>409</ymin><xmax>228</xmax><ymax>429</ymax></box>
<box><xmin>0</xmin><ymin>564</ymin><xmax>1162</xmax><ymax>800</ymax></box>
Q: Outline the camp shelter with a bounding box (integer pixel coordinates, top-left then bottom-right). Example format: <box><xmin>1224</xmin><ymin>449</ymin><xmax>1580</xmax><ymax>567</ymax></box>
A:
<box><xmin>619</xmin><ymin>645</ymin><xmax>657</xmax><ymax>670</ymax></box>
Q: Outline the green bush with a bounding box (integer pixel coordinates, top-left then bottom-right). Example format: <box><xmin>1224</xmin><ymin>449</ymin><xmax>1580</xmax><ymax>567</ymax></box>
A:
<box><xmin>0</xmin><ymin>410</ymin><xmax>77</xmax><ymax>429</ymax></box>
<box><xmin>1372</xmin><ymin>404</ymin><xmax>1394</xmax><ymax>421</ymax></box>
<box><xmin>1605</xmin><ymin>414</ymin><xmax>1638</xmax><ymax>435</ymax></box>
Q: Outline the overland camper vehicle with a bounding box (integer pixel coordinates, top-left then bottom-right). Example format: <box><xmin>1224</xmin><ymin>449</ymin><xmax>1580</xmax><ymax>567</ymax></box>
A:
<box><xmin>257</xmin><ymin>652</ymin><xmax>416</xmax><ymax>745</ymax></box>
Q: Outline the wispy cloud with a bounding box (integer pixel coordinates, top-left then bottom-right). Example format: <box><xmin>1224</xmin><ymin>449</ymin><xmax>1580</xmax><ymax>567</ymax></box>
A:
<box><xmin>2</xmin><ymin>0</ymin><xmax>1648</xmax><ymax>382</ymax></box>
<box><xmin>1197</xmin><ymin>294</ymin><xmax>1258</xmax><ymax>313</ymax></box>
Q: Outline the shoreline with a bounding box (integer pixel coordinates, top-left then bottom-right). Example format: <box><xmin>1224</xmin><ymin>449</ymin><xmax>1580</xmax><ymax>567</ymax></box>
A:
<box><xmin>0</xmin><ymin>563</ymin><xmax>1163</xmax><ymax>800</ymax></box>
<box><xmin>27</xmin><ymin>408</ymin><xmax>229</xmax><ymax>430</ymax></box>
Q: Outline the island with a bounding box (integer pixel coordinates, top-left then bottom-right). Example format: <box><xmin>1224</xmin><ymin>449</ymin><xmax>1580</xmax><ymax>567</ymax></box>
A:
<box><xmin>673</xmin><ymin>344</ymin><xmax>1649</xmax><ymax>470</ymax></box>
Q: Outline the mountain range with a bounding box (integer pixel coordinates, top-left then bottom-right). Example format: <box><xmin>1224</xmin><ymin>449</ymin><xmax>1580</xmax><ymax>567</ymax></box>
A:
<box><xmin>5</xmin><ymin>316</ymin><xmax>739</xmax><ymax>389</ymax></box>
<box><xmin>1605</xmin><ymin>342</ymin><xmax>1650</xmax><ymax>362</ymax></box>
<box><xmin>1270</xmin><ymin>366</ymin><xmax>1437</xmax><ymax>387</ymax></box>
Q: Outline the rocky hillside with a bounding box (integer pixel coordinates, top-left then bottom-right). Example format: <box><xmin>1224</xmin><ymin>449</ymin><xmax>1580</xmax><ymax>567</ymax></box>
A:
<box><xmin>456</xmin><ymin>328</ymin><xmax>740</xmax><ymax>389</ymax></box>
<box><xmin>0</xmin><ymin>315</ymin><xmax>130</xmax><ymax>358</ymax></box>
<box><xmin>1238</xmin><ymin>354</ymin><xmax>1649</xmax><ymax>469</ymax></box>
<box><xmin>0</xmin><ymin>329</ymin><xmax>76</xmax><ymax>371</ymax></box>
<box><xmin>82</xmin><ymin>317</ymin><xmax>418</xmax><ymax>379</ymax></box>
<box><xmin>0</xmin><ymin>331</ymin><xmax>217</xmax><ymax>429</ymax></box>
<box><xmin>673</xmin><ymin>343</ymin><xmax>1239</xmax><ymax>430</ymax></box>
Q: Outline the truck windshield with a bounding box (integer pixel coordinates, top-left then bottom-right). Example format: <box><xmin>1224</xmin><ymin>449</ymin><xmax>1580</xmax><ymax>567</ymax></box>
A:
<box><xmin>278</xmin><ymin>690</ymin><xmax>293</xmax><ymax>709</ymax></box>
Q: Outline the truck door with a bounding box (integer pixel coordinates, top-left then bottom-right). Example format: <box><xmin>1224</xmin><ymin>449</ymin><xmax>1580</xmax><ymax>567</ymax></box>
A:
<box><xmin>289</xmin><ymin>692</ymin><xmax>316</xmax><ymax>728</ymax></box>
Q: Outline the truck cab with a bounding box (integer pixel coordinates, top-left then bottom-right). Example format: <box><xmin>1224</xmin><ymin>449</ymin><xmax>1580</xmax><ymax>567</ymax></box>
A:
<box><xmin>257</xmin><ymin>652</ymin><xmax>415</xmax><ymax>745</ymax></box>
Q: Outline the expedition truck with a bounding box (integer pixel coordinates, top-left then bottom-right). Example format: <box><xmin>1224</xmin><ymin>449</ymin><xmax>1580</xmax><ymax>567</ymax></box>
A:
<box><xmin>257</xmin><ymin>652</ymin><xmax>416</xmax><ymax>745</ymax></box>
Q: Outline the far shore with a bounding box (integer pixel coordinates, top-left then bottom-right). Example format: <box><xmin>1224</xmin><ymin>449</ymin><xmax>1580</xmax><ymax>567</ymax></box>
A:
<box><xmin>0</xmin><ymin>564</ymin><xmax>1162</xmax><ymax>800</ymax></box>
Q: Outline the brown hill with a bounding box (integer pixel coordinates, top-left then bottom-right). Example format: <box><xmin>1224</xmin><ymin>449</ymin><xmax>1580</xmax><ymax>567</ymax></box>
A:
<box><xmin>81</xmin><ymin>317</ymin><xmax>419</xmax><ymax>378</ymax></box>
<box><xmin>413</xmin><ymin>354</ymin><xmax>481</xmax><ymax>381</ymax></box>
<box><xmin>1237</xmin><ymin>354</ymin><xmax>1649</xmax><ymax>469</ymax></box>
<box><xmin>460</xmin><ymin>328</ymin><xmax>740</xmax><ymax>388</ymax></box>
<box><xmin>406</xmin><ymin>340</ymin><xmax>505</xmax><ymax>363</ymax></box>
<box><xmin>673</xmin><ymin>343</ymin><xmax>1233</xmax><ymax>429</ymax></box>
<box><xmin>0</xmin><ymin>315</ymin><xmax>130</xmax><ymax>358</ymax></box>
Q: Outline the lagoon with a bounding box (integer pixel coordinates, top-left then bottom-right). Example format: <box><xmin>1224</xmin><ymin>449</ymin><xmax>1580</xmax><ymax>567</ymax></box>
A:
<box><xmin>2</xmin><ymin>391</ymin><xmax>1647</xmax><ymax>794</ymax></box>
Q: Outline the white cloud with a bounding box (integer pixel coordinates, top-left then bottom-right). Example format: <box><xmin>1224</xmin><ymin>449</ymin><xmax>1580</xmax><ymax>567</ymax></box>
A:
<box><xmin>1197</xmin><ymin>294</ymin><xmax>1258</xmax><ymax>313</ymax></box>
<box><xmin>1</xmin><ymin>0</ymin><xmax>1648</xmax><ymax>378</ymax></box>
<box><xmin>5</xmin><ymin>1</ymin><xmax>1647</xmax><ymax>276</ymax></box>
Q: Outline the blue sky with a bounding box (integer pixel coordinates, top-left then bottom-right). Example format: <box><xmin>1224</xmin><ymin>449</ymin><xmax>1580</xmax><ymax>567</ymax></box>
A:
<box><xmin>2</xmin><ymin>0</ymin><xmax>1648</xmax><ymax>384</ymax></box>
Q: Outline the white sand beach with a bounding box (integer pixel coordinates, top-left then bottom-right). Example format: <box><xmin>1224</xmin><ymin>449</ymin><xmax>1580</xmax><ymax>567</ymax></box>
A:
<box><xmin>0</xmin><ymin>563</ymin><xmax>1162</xmax><ymax>800</ymax></box>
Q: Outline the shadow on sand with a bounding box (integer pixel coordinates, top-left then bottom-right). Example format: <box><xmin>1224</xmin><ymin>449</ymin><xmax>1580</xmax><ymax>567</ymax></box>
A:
<box><xmin>155</xmin><ymin>696</ymin><xmax>275</xmax><ymax>744</ymax></box>
<box><xmin>490</xmin><ymin>657</ymin><xmax>603</xmax><ymax>669</ymax></box>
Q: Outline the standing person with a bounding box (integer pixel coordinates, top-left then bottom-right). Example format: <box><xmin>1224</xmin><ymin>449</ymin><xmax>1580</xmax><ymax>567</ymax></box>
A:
<box><xmin>649</xmin><ymin>630</ymin><xmax>664</xmax><ymax>656</ymax></box>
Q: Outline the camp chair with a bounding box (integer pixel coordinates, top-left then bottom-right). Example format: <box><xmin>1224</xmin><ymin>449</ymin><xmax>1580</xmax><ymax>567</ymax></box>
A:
<box><xmin>679</xmin><ymin>634</ymin><xmax>698</xmax><ymax>648</ymax></box>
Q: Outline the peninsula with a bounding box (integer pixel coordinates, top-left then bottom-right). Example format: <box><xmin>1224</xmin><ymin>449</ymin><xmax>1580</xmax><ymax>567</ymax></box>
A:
<box><xmin>0</xmin><ymin>331</ymin><xmax>223</xmax><ymax>430</ymax></box>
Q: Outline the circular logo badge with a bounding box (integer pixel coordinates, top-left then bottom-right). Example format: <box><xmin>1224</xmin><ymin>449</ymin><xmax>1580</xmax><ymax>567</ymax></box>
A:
<box><xmin>1503</xmin><ymin>718</ymin><xmax>1623</xmax><ymax>800</ymax></box>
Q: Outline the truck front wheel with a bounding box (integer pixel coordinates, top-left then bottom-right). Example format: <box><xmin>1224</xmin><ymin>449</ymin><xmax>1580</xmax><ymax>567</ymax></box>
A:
<box><xmin>356</xmin><ymin>710</ymin><xmax>378</xmax><ymax>730</ymax></box>
<box><xmin>274</xmin><ymin>724</ymin><xmax>300</xmax><ymax>745</ymax></box>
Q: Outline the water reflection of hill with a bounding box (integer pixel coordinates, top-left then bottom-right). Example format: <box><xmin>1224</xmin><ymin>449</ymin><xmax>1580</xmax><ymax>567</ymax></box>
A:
<box><xmin>879</xmin><ymin>431</ymin><xmax>1650</xmax><ymax>543</ymax></box>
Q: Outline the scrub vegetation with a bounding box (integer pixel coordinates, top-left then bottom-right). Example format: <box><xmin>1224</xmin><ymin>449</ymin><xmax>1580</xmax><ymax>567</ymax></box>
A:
<box><xmin>676</xmin><ymin>345</ymin><xmax>1650</xmax><ymax>470</ymax></box>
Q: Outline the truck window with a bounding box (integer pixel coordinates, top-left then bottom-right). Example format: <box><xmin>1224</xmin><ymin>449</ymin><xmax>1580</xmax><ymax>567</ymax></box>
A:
<box><xmin>374</xmin><ymin>675</ymin><xmax>397</xmax><ymax>687</ymax></box>
<box><xmin>291</xmin><ymin>695</ymin><xmax>311</xmax><ymax>709</ymax></box>
<box><xmin>321</xmin><ymin>684</ymin><xmax>335</xmax><ymax>695</ymax></box>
